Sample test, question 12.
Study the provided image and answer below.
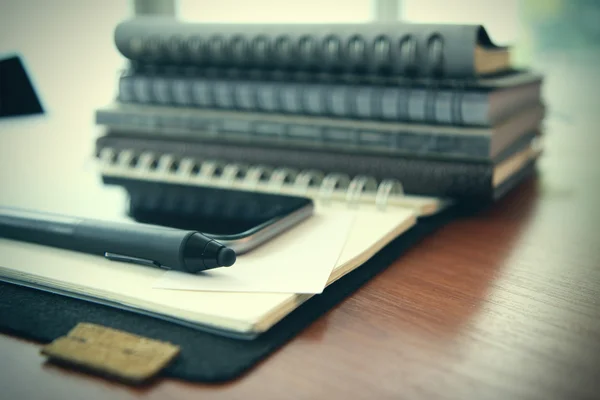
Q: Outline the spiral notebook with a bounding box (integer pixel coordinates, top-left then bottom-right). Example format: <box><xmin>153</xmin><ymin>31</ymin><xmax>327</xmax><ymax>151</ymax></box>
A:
<box><xmin>115</xmin><ymin>17</ymin><xmax>509</xmax><ymax>78</ymax></box>
<box><xmin>95</xmin><ymin>102</ymin><xmax>544</xmax><ymax>162</ymax></box>
<box><xmin>97</xmin><ymin>147</ymin><xmax>447</xmax><ymax>217</ymax></box>
<box><xmin>114</xmin><ymin>67</ymin><xmax>542</xmax><ymax>128</ymax></box>
<box><xmin>96</xmin><ymin>129</ymin><xmax>541</xmax><ymax>202</ymax></box>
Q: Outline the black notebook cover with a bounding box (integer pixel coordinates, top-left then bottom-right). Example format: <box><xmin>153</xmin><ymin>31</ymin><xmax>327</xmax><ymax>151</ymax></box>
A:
<box><xmin>95</xmin><ymin>101</ymin><xmax>544</xmax><ymax>162</ymax></box>
<box><xmin>115</xmin><ymin>68</ymin><xmax>543</xmax><ymax>127</ymax></box>
<box><xmin>114</xmin><ymin>17</ymin><xmax>506</xmax><ymax>78</ymax></box>
<box><xmin>0</xmin><ymin>55</ymin><xmax>44</xmax><ymax>118</ymax></box>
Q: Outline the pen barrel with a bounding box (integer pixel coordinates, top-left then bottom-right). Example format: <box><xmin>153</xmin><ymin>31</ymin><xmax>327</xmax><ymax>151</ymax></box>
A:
<box><xmin>74</xmin><ymin>220</ymin><xmax>195</xmax><ymax>271</ymax></box>
<box><xmin>0</xmin><ymin>207</ymin><xmax>224</xmax><ymax>272</ymax></box>
<box><xmin>0</xmin><ymin>210</ymin><xmax>78</xmax><ymax>248</ymax></box>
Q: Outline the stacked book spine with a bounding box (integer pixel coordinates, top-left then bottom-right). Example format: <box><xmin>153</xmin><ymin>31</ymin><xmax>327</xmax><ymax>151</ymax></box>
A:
<box><xmin>95</xmin><ymin>16</ymin><xmax>544</xmax><ymax>203</ymax></box>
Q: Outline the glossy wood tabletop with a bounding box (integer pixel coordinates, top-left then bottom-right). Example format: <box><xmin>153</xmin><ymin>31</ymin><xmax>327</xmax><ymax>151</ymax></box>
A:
<box><xmin>2</xmin><ymin>5</ymin><xmax>600</xmax><ymax>400</ymax></box>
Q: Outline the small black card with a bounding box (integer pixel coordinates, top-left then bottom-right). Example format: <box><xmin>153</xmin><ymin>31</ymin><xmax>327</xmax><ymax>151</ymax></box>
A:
<box><xmin>0</xmin><ymin>55</ymin><xmax>44</xmax><ymax>118</ymax></box>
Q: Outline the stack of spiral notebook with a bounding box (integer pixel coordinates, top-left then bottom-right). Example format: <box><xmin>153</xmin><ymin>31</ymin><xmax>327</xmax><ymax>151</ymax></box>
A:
<box><xmin>95</xmin><ymin>17</ymin><xmax>544</xmax><ymax>209</ymax></box>
<box><xmin>88</xmin><ymin>17</ymin><xmax>546</xmax><ymax>337</ymax></box>
<box><xmin>0</xmin><ymin>17</ymin><xmax>546</xmax><ymax>383</ymax></box>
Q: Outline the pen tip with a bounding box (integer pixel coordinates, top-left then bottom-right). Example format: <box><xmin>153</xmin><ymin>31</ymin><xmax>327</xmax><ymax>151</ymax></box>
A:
<box><xmin>217</xmin><ymin>247</ymin><xmax>236</xmax><ymax>267</ymax></box>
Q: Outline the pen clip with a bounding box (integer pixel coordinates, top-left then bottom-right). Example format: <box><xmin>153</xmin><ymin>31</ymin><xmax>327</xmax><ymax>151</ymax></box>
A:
<box><xmin>104</xmin><ymin>252</ymin><xmax>170</xmax><ymax>270</ymax></box>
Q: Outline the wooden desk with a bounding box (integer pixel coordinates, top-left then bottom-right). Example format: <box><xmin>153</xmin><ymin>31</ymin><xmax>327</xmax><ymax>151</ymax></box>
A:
<box><xmin>3</xmin><ymin>81</ymin><xmax>600</xmax><ymax>400</ymax></box>
<box><xmin>2</xmin><ymin>7</ymin><xmax>600</xmax><ymax>399</ymax></box>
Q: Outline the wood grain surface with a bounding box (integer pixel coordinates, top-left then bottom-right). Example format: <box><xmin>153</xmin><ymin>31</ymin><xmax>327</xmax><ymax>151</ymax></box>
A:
<box><xmin>2</xmin><ymin>4</ymin><xmax>600</xmax><ymax>399</ymax></box>
<box><xmin>3</xmin><ymin>165</ymin><xmax>599</xmax><ymax>400</ymax></box>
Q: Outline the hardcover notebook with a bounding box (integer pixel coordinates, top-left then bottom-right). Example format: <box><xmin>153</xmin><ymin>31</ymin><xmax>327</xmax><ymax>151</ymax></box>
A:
<box><xmin>95</xmin><ymin>102</ymin><xmax>544</xmax><ymax>161</ymax></box>
<box><xmin>115</xmin><ymin>17</ymin><xmax>510</xmax><ymax>78</ymax></box>
<box><xmin>116</xmin><ymin>67</ymin><xmax>543</xmax><ymax>127</ymax></box>
<box><xmin>0</xmin><ymin>195</ymin><xmax>418</xmax><ymax>339</ymax></box>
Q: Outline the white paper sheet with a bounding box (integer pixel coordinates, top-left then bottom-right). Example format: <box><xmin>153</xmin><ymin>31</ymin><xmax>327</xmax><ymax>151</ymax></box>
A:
<box><xmin>153</xmin><ymin>211</ymin><xmax>354</xmax><ymax>294</ymax></box>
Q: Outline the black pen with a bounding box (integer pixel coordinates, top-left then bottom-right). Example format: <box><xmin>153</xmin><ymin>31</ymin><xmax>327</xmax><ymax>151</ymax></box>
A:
<box><xmin>0</xmin><ymin>207</ymin><xmax>236</xmax><ymax>273</ymax></box>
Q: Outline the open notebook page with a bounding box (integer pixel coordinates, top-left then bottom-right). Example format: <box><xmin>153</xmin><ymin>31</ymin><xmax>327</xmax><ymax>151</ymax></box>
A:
<box><xmin>155</xmin><ymin>211</ymin><xmax>353</xmax><ymax>294</ymax></box>
<box><xmin>156</xmin><ymin>204</ymin><xmax>415</xmax><ymax>293</ymax></box>
<box><xmin>0</xmin><ymin>204</ymin><xmax>416</xmax><ymax>336</ymax></box>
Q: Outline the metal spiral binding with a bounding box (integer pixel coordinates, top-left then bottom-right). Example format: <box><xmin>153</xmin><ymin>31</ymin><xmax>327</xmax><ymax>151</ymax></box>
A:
<box><xmin>375</xmin><ymin>179</ymin><xmax>403</xmax><ymax>210</ymax></box>
<box><xmin>268</xmin><ymin>168</ymin><xmax>298</xmax><ymax>193</ymax></box>
<box><xmin>135</xmin><ymin>152</ymin><xmax>157</xmax><ymax>175</ymax></box>
<box><xmin>220</xmin><ymin>163</ymin><xmax>247</xmax><ymax>186</ymax></box>
<box><xmin>155</xmin><ymin>153</ymin><xmax>177</xmax><ymax>175</ymax></box>
<box><xmin>293</xmin><ymin>170</ymin><xmax>325</xmax><ymax>195</ymax></box>
<box><xmin>98</xmin><ymin>147</ymin><xmax>116</xmax><ymax>165</ymax></box>
<box><xmin>100</xmin><ymin>149</ymin><xmax>405</xmax><ymax>210</ymax></box>
<box><xmin>242</xmin><ymin>165</ymin><xmax>273</xmax><ymax>190</ymax></box>
<box><xmin>115</xmin><ymin>149</ymin><xmax>136</xmax><ymax>167</ymax></box>
<box><xmin>345</xmin><ymin>176</ymin><xmax>378</xmax><ymax>208</ymax></box>
<box><xmin>317</xmin><ymin>174</ymin><xmax>351</xmax><ymax>205</ymax></box>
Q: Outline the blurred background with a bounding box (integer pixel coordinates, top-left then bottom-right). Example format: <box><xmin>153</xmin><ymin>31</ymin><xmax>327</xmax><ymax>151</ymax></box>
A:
<box><xmin>0</xmin><ymin>0</ymin><xmax>598</xmax><ymax>216</ymax></box>
<box><xmin>2</xmin><ymin>0</ymin><xmax>598</xmax><ymax>120</ymax></box>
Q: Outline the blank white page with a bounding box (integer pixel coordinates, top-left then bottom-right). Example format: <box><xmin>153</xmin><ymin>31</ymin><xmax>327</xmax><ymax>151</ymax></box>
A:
<box><xmin>154</xmin><ymin>211</ymin><xmax>354</xmax><ymax>294</ymax></box>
